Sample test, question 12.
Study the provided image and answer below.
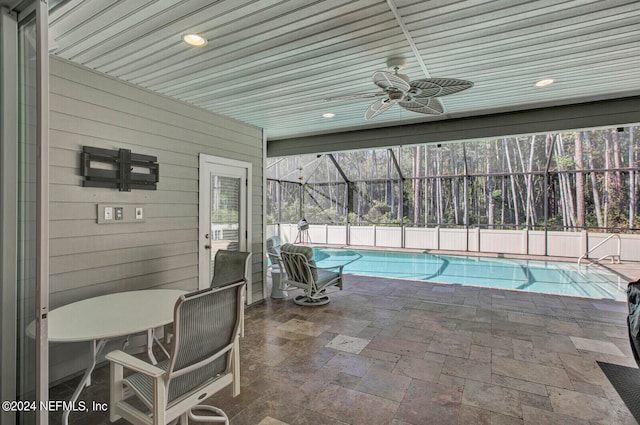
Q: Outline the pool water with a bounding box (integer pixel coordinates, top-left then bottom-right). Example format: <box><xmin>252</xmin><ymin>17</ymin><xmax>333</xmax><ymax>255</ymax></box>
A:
<box><xmin>312</xmin><ymin>247</ymin><xmax>628</xmax><ymax>300</ymax></box>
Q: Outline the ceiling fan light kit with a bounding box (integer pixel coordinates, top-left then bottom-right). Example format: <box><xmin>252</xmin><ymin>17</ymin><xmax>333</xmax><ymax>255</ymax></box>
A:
<box><xmin>328</xmin><ymin>57</ymin><xmax>473</xmax><ymax>120</ymax></box>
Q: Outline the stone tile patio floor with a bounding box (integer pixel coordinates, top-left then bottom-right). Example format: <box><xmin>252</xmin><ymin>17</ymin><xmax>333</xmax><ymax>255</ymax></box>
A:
<box><xmin>51</xmin><ymin>274</ymin><xmax>638</xmax><ymax>424</ymax></box>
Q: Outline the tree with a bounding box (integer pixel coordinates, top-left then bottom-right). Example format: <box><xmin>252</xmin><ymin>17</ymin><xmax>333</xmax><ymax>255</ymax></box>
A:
<box><xmin>503</xmin><ymin>138</ymin><xmax>519</xmax><ymax>226</ymax></box>
<box><xmin>412</xmin><ymin>146</ymin><xmax>423</xmax><ymax>224</ymax></box>
<box><xmin>525</xmin><ymin>135</ymin><xmax>537</xmax><ymax>227</ymax></box>
<box><xmin>486</xmin><ymin>143</ymin><xmax>494</xmax><ymax>227</ymax></box>
<box><xmin>630</xmin><ymin>127</ymin><xmax>637</xmax><ymax>229</ymax></box>
<box><xmin>268</xmin><ymin>125</ymin><xmax>640</xmax><ymax>232</ymax></box>
<box><xmin>585</xmin><ymin>132</ymin><xmax>603</xmax><ymax>227</ymax></box>
<box><xmin>575</xmin><ymin>131</ymin><xmax>585</xmax><ymax>227</ymax></box>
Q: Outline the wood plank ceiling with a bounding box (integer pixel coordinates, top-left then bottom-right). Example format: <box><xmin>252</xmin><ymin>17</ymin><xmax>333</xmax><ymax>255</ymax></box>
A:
<box><xmin>48</xmin><ymin>0</ymin><xmax>640</xmax><ymax>140</ymax></box>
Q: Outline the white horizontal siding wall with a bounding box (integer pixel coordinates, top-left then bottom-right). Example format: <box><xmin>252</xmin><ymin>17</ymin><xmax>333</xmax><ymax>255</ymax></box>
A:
<box><xmin>48</xmin><ymin>58</ymin><xmax>263</xmax><ymax>382</ymax></box>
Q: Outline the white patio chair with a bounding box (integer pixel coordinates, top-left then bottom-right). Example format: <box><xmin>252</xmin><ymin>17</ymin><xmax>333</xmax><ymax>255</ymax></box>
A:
<box><xmin>105</xmin><ymin>281</ymin><xmax>244</xmax><ymax>424</ymax></box>
<box><xmin>280</xmin><ymin>243</ymin><xmax>344</xmax><ymax>306</ymax></box>
<box><xmin>210</xmin><ymin>249</ymin><xmax>250</xmax><ymax>337</ymax></box>
<box><xmin>266</xmin><ymin>236</ymin><xmax>284</xmax><ymax>274</ymax></box>
<box><xmin>210</xmin><ymin>249</ymin><xmax>251</xmax><ymax>289</ymax></box>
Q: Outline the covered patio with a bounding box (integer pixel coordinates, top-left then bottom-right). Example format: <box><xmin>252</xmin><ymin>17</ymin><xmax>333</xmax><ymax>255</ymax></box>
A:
<box><xmin>2</xmin><ymin>1</ymin><xmax>640</xmax><ymax>424</ymax></box>
<box><xmin>51</xmin><ymin>272</ymin><xmax>636</xmax><ymax>424</ymax></box>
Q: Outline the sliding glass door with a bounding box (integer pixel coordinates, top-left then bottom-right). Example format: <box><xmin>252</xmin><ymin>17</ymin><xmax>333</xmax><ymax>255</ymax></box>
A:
<box><xmin>16</xmin><ymin>9</ymin><xmax>38</xmax><ymax>424</ymax></box>
<box><xmin>0</xmin><ymin>5</ymin><xmax>19</xmax><ymax>423</ymax></box>
<box><xmin>1</xmin><ymin>1</ymin><xmax>48</xmax><ymax>424</ymax></box>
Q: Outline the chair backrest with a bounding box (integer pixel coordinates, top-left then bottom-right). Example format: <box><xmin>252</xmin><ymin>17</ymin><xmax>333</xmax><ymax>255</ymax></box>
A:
<box><xmin>211</xmin><ymin>249</ymin><xmax>251</xmax><ymax>288</ymax></box>
<box><xmin>280</xmin><ymin>243</ymin><xmax>318</xmax><ymax>283</ymax></box>
<box><xmin>266</xmin><ymin>236</ymin><xmax>283</xmax><ymax>265</ymax></box>
<box><xmin>165</xmin><ymin>281</ymin><xmax>243</xmax><ymax>403</ymax></box>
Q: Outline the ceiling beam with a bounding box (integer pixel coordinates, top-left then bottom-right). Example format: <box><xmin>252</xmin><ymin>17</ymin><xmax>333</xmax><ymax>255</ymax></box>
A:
<box><xmin>267</xmin><ymin>96</ymin><xmax>640</xmax><ymax>157</ymax></box>
<box><xmin>385</xmin><ymin>0</ymin><xmax>431</xmax><ymax>79</ymax></box>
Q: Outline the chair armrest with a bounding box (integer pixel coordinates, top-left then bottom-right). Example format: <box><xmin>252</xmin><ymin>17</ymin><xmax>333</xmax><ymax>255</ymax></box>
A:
<box><xmin>311</xmin><ymin>264</ymin><xmax>344</xmax><ymax>274</ymax></box>
<box><xmin>106</xmin><ymin>350</ymin><xmax>164</xmax><ymax>378</ymax></box>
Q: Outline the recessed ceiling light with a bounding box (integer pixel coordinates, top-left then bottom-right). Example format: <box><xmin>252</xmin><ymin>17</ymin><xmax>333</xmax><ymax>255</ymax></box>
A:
<box><xmin>535</xmin><ymin>78</ymin><xmax>554</xmax><ymax>87</ymax></box>
<box><xmin>182</xmin><ymin>33</ymin><xmax>207</xmax><ymax>46</ymax></box>
<box><xmin>323</xmin><ymin>113</ymin><xmax>335</xmax><ymax>118</ymax></box>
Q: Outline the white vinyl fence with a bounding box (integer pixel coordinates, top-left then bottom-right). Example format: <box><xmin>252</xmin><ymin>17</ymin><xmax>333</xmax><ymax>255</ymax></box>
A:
<box><xmin>266</xmin><ymin>223</ymin><xmax>640</xmax><ymax>261</ymax></box>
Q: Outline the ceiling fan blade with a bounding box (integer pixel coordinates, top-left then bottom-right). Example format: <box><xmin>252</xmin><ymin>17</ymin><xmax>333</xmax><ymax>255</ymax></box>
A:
<box><xmin>399</xmin><ymin>97</ymin><xmax>444</xmax><ymax>115</ymax></box>
<box><xmin>365</xmin><ymin>98</ymin><xmax>395</xmax><ymax>120</ymax></box>
<box><xmin>372</xmin><ymin>71</ymin><xmax>410</xmax><ymax>93</ymax></box>
<box><xmin>408</xmin><ymin>80</ymin><xmax>442</xmax><ymax>98</ymax></box>
<box><xmin>324</xmin><ymin>92</ymin><xmax>386</xmax><ymax>101</ymax></box>
<box><xmin>410</xmin><ymin>78</ymin><xmax>473</xmax><ymax>97</ymax></box>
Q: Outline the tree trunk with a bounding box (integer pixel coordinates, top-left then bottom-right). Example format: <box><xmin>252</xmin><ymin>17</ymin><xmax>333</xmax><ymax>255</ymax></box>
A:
<box><xmin>585</xmin><ymin>133</ymin><xmax>603</xmax><ymax>227</ymax></box>
<box><xmin>413</xmin><ymin>146</ymin><xmax>423</xmax><ymax>224</ymax></box>
<box><xmin>605</xmin><ymin>131</ymin><xmax>611</xmax><ymax>228</ymax></box>
<box><xmin>503</xmin><ymin>138</ymin><xmax>519</xmax><ymax>226</ymax></box>
<box><xmin>486</xmin><ymin>146</ymin><xmax>494</xmax><ymax>228</ymax></box>
<box><xmin>556</xmin><ymin>135</ymin><xmax>576</xmax><ymax>229</ymax></box>
<box><xmin>451</xmin><ymin>148</ymin><xmax>459</xmax><ymax>225</ymax></box>
<box><xmin>526</xmin><ymin>136</ymin><xmax>537</xmax><ymax>226</ymax></box>
<box><xmin>515</xmin><ymin>137</ymin><xmax>536</xmax><ymax>227</ymax></box>
<box><xmin>501</xmin><ymin>176</ymin><xmax>506</xmax><ymax>224</ymax></box>
<box><xmin>384</xmin><ymin>154</ymin><xmax>393</xmax><ymax>205</ymax></box>
<box><xmin>357</xmin><ymin>163</ymin><xmax>363</xmax><ymax>224</ymax></box>
<box><xmin>436</xmin><ymin>149</ymin><xmax>443</xmax><ymax>224</ymax></box>
<box><xmin>613</xmin><ymin>129</ymin><xmax>622</xmax><ymax>191</ymax></box>
<box><xmin>425</xmin><ymin>147</ymin><xmax>430</xmax><ymax>224</ymax></box>
<box><xmin>575</xmin><ymin>132</ymin><xmax>585</xmax><ymax>228</ymax></box>
<box><xmin>630</xmin><ymin>127</ymin><xmax>636</xmax><ymax>228</ymax></box>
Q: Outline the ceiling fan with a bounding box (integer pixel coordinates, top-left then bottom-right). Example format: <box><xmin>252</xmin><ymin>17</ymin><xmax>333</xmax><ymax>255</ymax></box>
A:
<box><xmin>326</xmin><ymin>57</ymin><xmax>473</xmax><ymax>120</ymax></box>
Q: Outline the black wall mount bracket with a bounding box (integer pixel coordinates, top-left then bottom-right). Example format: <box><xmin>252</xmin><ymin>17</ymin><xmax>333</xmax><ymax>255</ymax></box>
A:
<box><xmin>81</xmin><ymin>146</ymin><xmax>159</xmax><ymax>191</ymax></box>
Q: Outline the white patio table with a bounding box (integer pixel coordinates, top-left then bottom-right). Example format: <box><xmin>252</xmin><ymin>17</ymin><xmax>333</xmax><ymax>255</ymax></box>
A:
<box><xmin>26</xmin><ymin>289</ymin><xmax>188</xmax><ymax>425</ymax></box>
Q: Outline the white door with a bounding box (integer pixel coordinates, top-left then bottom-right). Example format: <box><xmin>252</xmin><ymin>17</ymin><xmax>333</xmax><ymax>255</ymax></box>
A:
<box><xmin>198</xmin><ymin>155</ymin><xmax>252</xmax><ymax>301</ymax></box>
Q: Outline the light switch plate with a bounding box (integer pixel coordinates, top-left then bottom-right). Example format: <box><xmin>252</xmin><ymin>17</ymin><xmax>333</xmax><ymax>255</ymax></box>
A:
<box><xmin>98</xmin><ymin>204</ymin><xmax>146</xmax><ymax>224</ymax></box>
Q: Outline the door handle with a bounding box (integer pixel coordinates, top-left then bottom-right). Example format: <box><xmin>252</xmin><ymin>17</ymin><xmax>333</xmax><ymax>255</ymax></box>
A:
<box><xmin>204</xmin><ymin>244</ymin><xmax>211</xmax><ymax>250</ymax></box>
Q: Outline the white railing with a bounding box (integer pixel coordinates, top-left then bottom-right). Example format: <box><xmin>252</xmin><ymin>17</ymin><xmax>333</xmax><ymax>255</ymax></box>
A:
<box><xmin>578</xmin><ymin>234</ymin><xmax>621</xmax><ymax>266</ymax></box>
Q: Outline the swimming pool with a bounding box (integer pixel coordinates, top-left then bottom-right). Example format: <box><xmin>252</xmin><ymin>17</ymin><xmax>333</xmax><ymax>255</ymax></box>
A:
<box><xmin>312</xmin><ymin>247</ymin><xmax>628</xmax><ymax>300</ymax></box>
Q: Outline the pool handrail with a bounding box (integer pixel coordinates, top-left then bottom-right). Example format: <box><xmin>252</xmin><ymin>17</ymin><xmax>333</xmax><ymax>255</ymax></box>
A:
<box><xmin>577</xmin><ymin>234</ymin><xmax>621</xmax><ymax>267</ymax></box>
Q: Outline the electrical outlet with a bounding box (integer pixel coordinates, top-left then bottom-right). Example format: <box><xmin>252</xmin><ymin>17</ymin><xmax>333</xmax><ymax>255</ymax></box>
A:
<box><xmin>114</xmin><ymin>207</ymin><xmax>123</xmax><ymax>220</ymax></box>
<box><xmin>104</xmin><ymin>207</ymin><xmax>113</xmax><ymax>220</ymax></box>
